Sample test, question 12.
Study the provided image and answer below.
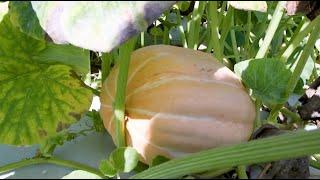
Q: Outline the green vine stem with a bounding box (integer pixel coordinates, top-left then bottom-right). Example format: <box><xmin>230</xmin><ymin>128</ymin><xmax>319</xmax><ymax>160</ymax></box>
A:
<box><xmin>101</xmin><ymin>53</ymin><xmax>112</xmax><ymax>83</ymax></box>
<box><xmin>268</xmin><ymin>16</ymin><xmax>320</xmax><ymax>123</ymax></box>
<box><xmin>140</xmin><ymin>32</ymin><xmax>145</xmax><ymax>47</ymax></box>
<box><xmin>279</xmin><ymin>107</ymin><xmax>302</xmax><ymax>123</ymax></box>
<box><xmin>187</xmin><ymin>1</ymin><xmax>206</xmax><ymax>50</ymax></box>
<box><xmin>280</xmin><ymin>18</ymin><xmax>320</xmax><ymax>62</ymax></box>
<box><xmin>207</xmin><ymin>1</ymin><xmax>223</xmax><ymax>62</ymax></box>
<box><xmin>176</xmin><ymin>9</ymin><xmax>188</xmax><ymax>48</ymax></box>
<box><xmin>237</xmin><ymin>165</ymin><xmax>248</xmax><ymax>179</ymax></box>
<box><xmin>0</xmin><ymin>157</ymin><xmax>105</xmax><ymax>178</ymax></box>
<box><xmin>255</xmin><ymin>1</ymin><xmax>287</xmax><ymax>59</ymax></box>
<box><xmin>254</xmin><ymin>99</ymin><xmax>262</xmax><ymax>130</ymax></box>
<box><xmin>245</xmin><ymin>11</ymin><xmax>252</xmax><ymax>59</ymax></box>
<box><xmin>131</xmin><ymin>129</ymin><xmax>320</xmax><ymax>179</ymax></box>
<box><xmin>113</xmin><ymin>37</ymin><xmax>137</xmax><ymax>147</ymax></box>
<box><xmin>230</xmin><ymin>8</ymin><xmax>240</xmax><ymax>62</ymax></box>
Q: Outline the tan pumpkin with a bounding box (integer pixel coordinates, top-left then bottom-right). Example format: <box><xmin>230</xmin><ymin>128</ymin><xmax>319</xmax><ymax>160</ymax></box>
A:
<box><xmin>100</xmin><ymin>45</ymin><xmax>256</xmax><ymax>164</ymax></box>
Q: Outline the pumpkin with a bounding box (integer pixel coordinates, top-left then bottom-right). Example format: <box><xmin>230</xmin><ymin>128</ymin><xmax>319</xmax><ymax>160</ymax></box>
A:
<box><xmin>100</xmin><ymin>45</ymin><xmax>256</xmax><ymax>164</ymax></box>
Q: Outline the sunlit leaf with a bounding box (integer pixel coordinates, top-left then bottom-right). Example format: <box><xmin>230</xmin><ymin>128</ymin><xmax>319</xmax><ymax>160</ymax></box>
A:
<box><xmin>228</xmin><ymin>1</ymin><xmax>267</xmax><ymax>12</ymax></box>
<box><xmin>0</xmin><ymin>14</ymin><xmax>92</xmax><ymax>145</ymax></box>
<box><xmin>31</xmin><ymin>1</ymin><xmax>176</xmax><ymax>52</ymax></box>
<box><xmin>109</xmin><ymin>147</ymin><xmax>140</xmax><ymax>173</ymax></box>
<box><xmin>62</xmin><ymin>170</ymin><xmax>102</xmax><ymax>179</ymax></box>
<box><xmin>99</xmin><ymin>160</ymin><xmax>117</xmax><ymax>177</ymax></box>
<box><xmin>9</xmin><ymin>1</ymin><xmax>45</xmax><ymax>40</ymax></box>
<box><xmin>234</xmin><ymin>58</ymin><xmax>291</xmax><ymax>105</ymax></box>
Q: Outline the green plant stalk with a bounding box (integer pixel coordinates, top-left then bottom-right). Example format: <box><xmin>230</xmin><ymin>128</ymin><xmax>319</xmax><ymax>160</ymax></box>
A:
<box><xmin>187</xmin><ymin>1</ymin><xmax>206</xmax><ymax>50</ymax></box>
<box><xmin>218</xmin><ymin>1</ymin><xmax>227</xmax><ymax>27</ymax></box>
<box><xmin>113</xmin><ymin>37</ymin><xmax>137</xmax><ymax>147</ymax></box>
<box><xmin>245</xmin><ymin>11</ymin><xmax>251</xmax><ymax>59</ymax></box>
<box><xmin>176</xmin><ymin>10</ymin><xmax>188</xmax><ymax>48</ymax></box>
<box><xmin>255</xmin><ymin>1</ymin><xmax>287</xmax><ymax>59</ymax></box>
<box><xmin>140</xmin><ymin>32</ymin><xmax>145</xmax><ymax>47</ymax></box>
<box><xmin>131</xmin><ymin>129</ymin><xmax>320</xmax><ymax>179</ymax></box>
<box><xmin>280</xmin><ymin>18</ymin><xmax>316</xmax><ymax>62</ymax></box>
<box><xmin>268</xmin><ymin>18</ymin><xmax>320</xmax><ymax>123</ymax></box>
<box><xmin>279</xmin><ymin>107</ymin><xmax>301</xmax><ymax>123</ymax></box>
<box><xmin>230</xmin><ymin>9</ymin><xmax>240</xmax><ymax>62</ymax></box>
<box><xmin>219</xmin><ymin>6</ymin><xmax>233</xmax><ymax>50</ymax></box>
<box><xmin>163</xmin><ymin>26</ymin><xmax>170</xmax><ymax>45</ymax></box>
<box><xmin>0</xmin><ymin>158</ymin><xmax>105</xmax><ymax>178</ymax></box>
<box><xmin>208</xmin><ymin>1</ymin><xmax>223</xmax><ymax>62</ymax></box>
<box><xmin>101</xmin><ymin>53</ymin><xmax>112</xmax><ymax>82</ymax></box>
<box><xmin>237</xmin><ymin>165</ymin><xmax>248</xmax><ymax>179</ymax></box>
<box><xmin>254</xmin><ymin>99</ymin><xmax>262</xmax><ymax>130</ymax></box>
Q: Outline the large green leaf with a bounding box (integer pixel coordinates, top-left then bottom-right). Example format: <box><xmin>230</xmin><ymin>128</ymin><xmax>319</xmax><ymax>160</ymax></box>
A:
<box><xmin>234</xmin><ymin>58</ymin><xmax>291</xmax><ymax>105</ymax></box>
<box><xmin>33</xmin><ymin>44</ymin><xmax>90</xmax><ymax>75</ymax></box>
<box><xmin>0</xmin><ymin>14</ymin><xmax>92</xmax><ymax>145</ymax></box>
<box><xmin>31</xmin><ymin>1</ymin><xmax>176</xmax><ymax>52</ymax></box>
<box><xmin>109</xmin><ymin>147</ymin><xmax>140</xmax><ymax>173</ymax></box>
<box><xmin>62</xmin><ymin>170</ymin><xmax>102</xmax><ymax>179</ymax></box>
<box><xmin>99</xmin><ymin>147</ymin><xmax>140</xmax><ymax>177</ymax></box>
<box><xmin>9</xmin><ymin>1</ymin><xmax>45</xmax><ymax>40</ymax></box>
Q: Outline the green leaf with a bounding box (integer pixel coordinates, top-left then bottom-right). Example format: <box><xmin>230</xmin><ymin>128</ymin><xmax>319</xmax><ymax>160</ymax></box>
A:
<box><xmin>99</xmin><ymin>160</ymin><xmax>117</xmax><ymax>177</ymax></box>
<box><xmin>0</xmin><ymin>1</ymin><xmax>8</xmax><ymax>22</ymax></box>
<box><xmin>62</xmin><ymin>170</ymin><xmax>102</xmax><ymax>179</ymax></box>
<box><xmin>131</xmin><ymin>129</ymin><xmax>320</xmax><ymax>179</ymax></box>
<box><xmin>150</xmin><ymin>155</ymin><xmax>170</xmax><ymax>167</ymax></box>
<box><xmin>9</xmin><ymin>1</ymin><xmax>45</xmax><ymax>40</ymax></box>
<box><xmin>0</xmin><ymin>14</ymin><xmax>92</xmax><ymax>145</ymax></box>
<box><xmin>109</xmin><ymin>147</ymin><xmax>140</xmax><ymax>173</ymax></box>
<box><xmin>86</xmin><ymin>110</ymin><xmax>105</xmax><ymax>133</ymax></box>
<box><xmin>234</xmin><ymin>58</ymin><xmax>291</xmax><ymax>105</ymax></box>
<box><xmin>33</xmin><ymin>43</ymin><xmax>90</xmax><ymax>75</ymax></box>
<box><xmin>31</xmin><ymin>1</ymin><xmax>176</xmax><ymax>52</ymax></box>
<box><xmin>228</xmin><ymin>1</ymin><xmax>267</xmax><ymax>12</ymax></box>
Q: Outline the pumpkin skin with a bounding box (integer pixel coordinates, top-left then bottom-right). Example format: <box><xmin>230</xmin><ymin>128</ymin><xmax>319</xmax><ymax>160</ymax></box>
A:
<box><xmin>100</xmin><ymin>45</ymin><xmax>256</xmax><ymax>164</ymax></box>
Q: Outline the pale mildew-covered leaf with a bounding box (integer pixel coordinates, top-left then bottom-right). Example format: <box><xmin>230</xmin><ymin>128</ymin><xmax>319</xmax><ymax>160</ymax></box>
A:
<box><xmin>31</xmin><ymin>1</ymin><xmax>176</xmax><ymax>52</ymax></box>
<box><xmin>228</xmin><ymin>1</ymin><xmax>267</xmax><ymax>12</ymax></box>
<box><xmin>0</xmin><ymin>14</ymin><xmax>92</xmax><ymax>145</ymax></box>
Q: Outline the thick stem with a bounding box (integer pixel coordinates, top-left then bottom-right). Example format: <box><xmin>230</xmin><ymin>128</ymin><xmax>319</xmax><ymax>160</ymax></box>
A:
<box><xmin>187</xmin><ymin>1</ymin><xmax>206</xmax><ymax>50</ymax></box>
<box><xmin>101</xmin><ymin>53</ymin><xmax>112</xmax><ymax>82</ymax></box>
<box><xmin>255</xmin><ymin>1</ymin><xmax>287</xmax><ymax>59</ymax></box>
<box><xmin>237</xmin><ymin>165</ymin><xmax>248</xmax><ymax>179</ymax></box>
<box><xmin>254</xmin><ymin>99</ymin><xmax>262</xmax><ymax>129</ymax></box>
<box><xmin>245</xmin><ymin>11</ymin><xmax>251</xmax><ymax>59</ymax></box>
<box><xmin>113</xmin><ymin>37</ymin><xmax>137</xmax><ymax>147</ymax></box>
<box><xmin>230</xmin><ymin>8</ymin><xmax>240</xmax><ymax>62</ymax></box>
<box><xmin>0</xmin><ymin>158</ymin><xmax>105</xmax><ymax>178</ymax></box>
<box><xmin>176</xmin><ymin>10</ymin><xmax>188</xmax><ymax>48</ymax></box>
<box><xmin>140</xmin><ymin>32</ymin><xmax>144</xmax><ymax>47</ymax></box>
<box><xmin>208</xmin><ymin>1</ymin><xmax>223</xmax><ymax>62</ymax></box>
